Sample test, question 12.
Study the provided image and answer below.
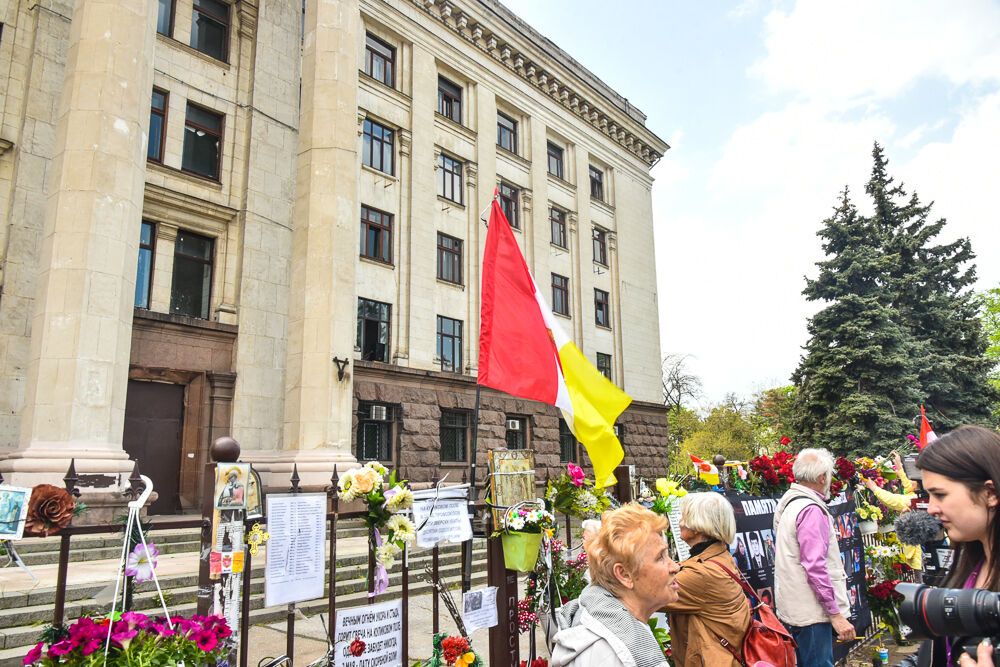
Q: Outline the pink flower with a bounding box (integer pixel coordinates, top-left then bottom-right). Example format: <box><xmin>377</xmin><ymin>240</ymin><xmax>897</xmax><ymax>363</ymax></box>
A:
<box><xmin>567</xmin><ymin>463</ymin><xmax>585</xmax><ymax>487</ymax></box>
<box><xmin>79</xmin><ymin>639</ymin><xmax>102</xmax><ymax>656</ymax></box>
<box><xmin>194</xmin><ymin>629</ymin><xmax>218</xmax><ymax>652</ymax></box>
<box><xmin>22</xmin><ymin>642</ymin><xmax>43</xmax><ymax>666</ymax></box>
<box><xmin>48</xmin><ymin>640</ymin><xmax>75</xmax><ymax>657</ymax></box>
<box><xmin>125</xmin><ymin>543</ymin><xmax>159</xmax><ymax>583</ymax></box>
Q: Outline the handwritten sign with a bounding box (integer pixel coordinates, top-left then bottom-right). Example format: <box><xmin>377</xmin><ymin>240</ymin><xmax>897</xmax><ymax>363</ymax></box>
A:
<box><xmin>264</xmin><ymin>493</ymin><xmax>326</xmax><ymax>607</ymax></box>
<box><xmin>334</xmin><ymin>599</ymin><xmax>402</xmax><ymax>667</ymax></box>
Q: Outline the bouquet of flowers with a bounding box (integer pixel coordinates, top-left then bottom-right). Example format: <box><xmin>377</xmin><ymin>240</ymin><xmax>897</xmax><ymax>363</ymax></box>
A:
<box><xmin>24</xmin><ymin>613</ymin><xmax>231</xmax><ymax>667</ymax></box>
<box><xmin>867</xmin><ymin>577</ymin><xmax>905</xmax><ymax>641</ymax></box>
<box><xmin>830</xmin><ymin>457</ymin><xmax>857</xmax><ymax>497</ymax></box>
<box><xmin>545</xmin><ymin>463</ymin><xmax>612</xmax><ymax>519</ymax></box>
<box><xmin>338</xmin><ymin>462</ymin><xmax>415</xmax><ymax>596</ymax></box>
<box><xmin>856</xmin><ymin>495</ymin><xmax>884</xmax><ymax>523</ymax></box>
<box><xmin>415</xmin><ymin>634</ymin><xmax>484</xmax><ymax>667</ymax></box>
<box><xmin>748</xmin><ymin>451</ymin><xmax>796</xmax><ymax>496</ymax></box>
<box><xmin>518</xmin><ymin>539</ymin><xmax>589</xmax><ymax>631</ymax></box>
<box><xmin>498</xmin><ymin>505</ymin><xmax>556</xmax><ymax>536</ymax></box>
<box><xmin>649</xmin><ymin>477</ymin><xmax>687</xmax><ymax>518</ymax></box>
<box><xmin>495</xmin><ymin>503</ymin><xmax>555</xmax><ymax>572</ymax></box>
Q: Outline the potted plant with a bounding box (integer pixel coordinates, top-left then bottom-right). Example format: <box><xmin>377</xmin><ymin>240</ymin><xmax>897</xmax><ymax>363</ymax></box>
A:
<box><xmin>496</xmin><ymin>504</ymin><xmax>555</xmax><ymax>573</ymax></box>
<box><xmin>856</xmin><ymin>496</ymin><xmax>883</xmax><ymax>535</ymax></box>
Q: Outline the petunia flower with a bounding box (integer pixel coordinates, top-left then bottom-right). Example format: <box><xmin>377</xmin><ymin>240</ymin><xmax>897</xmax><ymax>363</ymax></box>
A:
<box><xmin>22</xmin><ymin>642</ymin><xmax>43</xmax><ymax>666</ymax></box>
<box><xmin>124</xmin><ymin>543</ymin><xmax>160</xmax><ymax>583</ymax></box>
<box><xmin>194</xmin><ymin>629</ymin><xmax>219</xmax><ymax>652</ymax></box>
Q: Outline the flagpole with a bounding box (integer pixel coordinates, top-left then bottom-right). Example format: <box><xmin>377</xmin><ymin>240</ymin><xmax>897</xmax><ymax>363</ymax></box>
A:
<box><xmin>462</xmin><ymin>384</ymin><xmax>482</xmax><ymax>593</ymax></box>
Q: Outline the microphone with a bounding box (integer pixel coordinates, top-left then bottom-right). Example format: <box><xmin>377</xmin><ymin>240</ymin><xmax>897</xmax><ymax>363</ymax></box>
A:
<box><xmin>895</xmin><ymin>510</ymin><xmax>943</xmax><ymax>545</ymax></box>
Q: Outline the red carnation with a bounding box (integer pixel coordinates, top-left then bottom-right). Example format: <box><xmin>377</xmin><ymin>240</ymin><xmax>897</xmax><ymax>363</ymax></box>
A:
<box><xmin>441</xmin><ymin>636</ymin><xmax>471</xmax><ymax>664</ymax></box>
<box><xmin>349</xmin><ymin>638</ymin><xmax>366</xmax><ymax>657</ymax></box>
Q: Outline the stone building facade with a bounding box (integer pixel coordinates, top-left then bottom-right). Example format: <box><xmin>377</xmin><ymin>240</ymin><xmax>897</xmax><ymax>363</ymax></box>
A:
<box><xmin>0</xmin><ymin>0</ymin><xmax>668</xmax><ymax>514</ymax></box>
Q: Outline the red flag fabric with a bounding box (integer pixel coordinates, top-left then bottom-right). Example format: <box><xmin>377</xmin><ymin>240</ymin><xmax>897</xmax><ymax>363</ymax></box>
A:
<box><xmin>478</xmin><ymin>198</ymin><xmax>559</xmax><ymax>403</ymax></box>
<box><xmin>919</xmin><ymin>405</ymin><xmax>937</xmax><ymax>449</ymax></box>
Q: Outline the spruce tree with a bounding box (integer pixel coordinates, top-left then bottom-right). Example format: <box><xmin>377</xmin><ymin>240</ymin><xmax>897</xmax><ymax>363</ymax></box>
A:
<box><xmin>792</xmin><ymin>189</ymin><xmax>921</xmax><ymax>456</ymax></box>
<box><xmin>867</xmin><ymin>144</ymin><xmax>998</xmax><ymax>430</ymax></box>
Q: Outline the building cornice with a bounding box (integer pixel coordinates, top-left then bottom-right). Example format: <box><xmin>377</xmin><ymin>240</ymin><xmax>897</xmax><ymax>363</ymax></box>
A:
<box><xmin>407</xmin><ymin>0</ymin><xmax>669</xmax><ymax>168</ymax></box>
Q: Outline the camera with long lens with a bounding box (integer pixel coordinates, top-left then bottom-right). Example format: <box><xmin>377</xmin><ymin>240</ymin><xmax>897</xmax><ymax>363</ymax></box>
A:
<box><xmin>896</xmin><ymin>583</ymin><xmax>1000</xmax><ymax>663</ymax></box>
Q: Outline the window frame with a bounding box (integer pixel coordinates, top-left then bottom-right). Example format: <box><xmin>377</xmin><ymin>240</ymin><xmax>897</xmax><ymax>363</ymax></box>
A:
<box><xmin>436</xmin><ymin>232</ymin><xmax>463</xmax><ymax>285</ymax></box>
<box><xmin>437</xmin><ymin>76</ymin><xmax>463</xmax><ymax>124</ymax></box>
<box><xmin>148</xmin><ymin>88</ymin><xmax>168</xmax><ymax>164</ymax></box>
<box><xmin>362</xmin><ymin>118</ymin><xmax>395</xmax><ymax>176</ymax></box>
<box><xmin>547</xmin><ymin>141</ymin><xmax>565</xmax><ymax>180</ymax></box>
<box><xmin>559</xmin><ymin>419</ymin><xmax>578</xmax><ymax>463</ymax></box>
<box><xmin>589</xmin><ymin>165</ymin><xmax>605</xmax><ymax>201</ymax></box>
<box><xmin>497</xmin><ymin>111</ymin><xmax>518</xmax><ymax>154</ymax></box>
<box><xmin>135</xmin><ymin>220</ymin><xmax>156</xmax><ymax>309</ymax></box>
<box><xmin>505</xmin><ymin>415</ymin><xmax>528</xmax><ymax>450</ymax></box>
<box><xmin>594</xmin><ymin>288</ymin><xmax>610</xmax><ymax>328</ymax></box>
<box><xmin>436</xmin><ymin>315</ymin><xmax>463</xmax><ymax>373</ymax></box>
<box><xmin>356</xmin><ymin>401</ymin><xmax>396</xmax><ymax>462</ymax></box>
<box><xmin>549</xmin><ymin>207</ymin><xmax>567</xmax><ymax>249</ymax></box>
<box><xmin>364</xmin><ymin>33</ymin><xmax>395</xmax><ymax>88</ymax></box>
<box><xmin>593</xmin><ymin>227</ymin><xmax>608</xmax><ymax>266</ymax></box>
<box><xmin>157</xmin><ymin>0</ymin><xmax>175</xmax><ymax>38</ymax></box>
<box><xmin>438</xmin><ymin>153</ymin><xmax>464</xmax><ymax>204</ymax></box>
<box><xmin>360</xmin><ymin>205</ymin><xmax>393</xmax><ymax>265</ymax></box>
<box><xmin>552</xmin><ymin>273</ymin><xmax>570</xmax><ymax>317</ymax></box>
<box><xmin>182</xmin><ymin>101</ymin><xmax>224</xmax><ymax>181</ymax></box>
<box><xmin>596</xmin><ymin>352</ymin><xmax>613</xmax><ymax>380</ymax></box>
<box><xmin>498</xmin><ymin>181</ymin><xmax>520</xmax><ymax>229</ymax></box>
<box><xmin>357</xmin><ymin>297</ymin><xmax>392</xmax><ymax>363</ymax></box>
<box><xmin>190</xmin><ymin>0</ymin><xmax>230</xmax><ymax>63</ymax></box>
<box><xmin>169</xmin><ymin>229</ymin><xmax>214</xmax><ymax>320</ymax></box>
<box><xmin>440</xmin><ymin>409</ymin><xmax>470</xmax><ymax>463</ymax></box>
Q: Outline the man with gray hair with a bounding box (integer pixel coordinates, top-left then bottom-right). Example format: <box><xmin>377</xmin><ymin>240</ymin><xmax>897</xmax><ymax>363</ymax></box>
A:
<box><xmin>773</xmin><ymin>447</ymin><xmax>855</xmax><ymax>667</ymax></box>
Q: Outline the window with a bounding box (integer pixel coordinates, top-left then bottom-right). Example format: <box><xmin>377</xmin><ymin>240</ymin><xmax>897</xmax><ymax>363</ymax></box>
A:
<box><xmin>182</xmin><ymin>103</ymin><xmax>223</xmax><ymax>180</ymax></box>
<box><xmin>559</xmin><ymin>419</ymin><xmax>577</xmax><ymax>463</ymax></box>
<box><xmin>148</xmin><ymin>89</ymin><xmax>168</xmax><ymax>163</ymax></box>
<box><xmin>614</xmin><ymin>422</ymin><xmax>624</xmax><ymax>444</ymax></box>
<box><xmin>364</xmin><ymin>33</ymin><xmax>395</xmax><ymax>87</ymax></box>
<box><xmin>157</xmin><ymin>0</ymin><xmax>174</xmax><ymax>36</ymax></box>
<box><xmin>547</xmin><ymin>142</ymin><xmax>564</xmax><ymax>179</ymax></box>
<box><xmin>438</xmin><ymin>153</ymin><xmax>463</xmax><ymax>204</ymax></box>
<box><xmin>589</xmin><ymin>165</ymin><xmax>604</xmax><ymax>201</ymax></box>
<box><xmin>498</xmin><ymin>181</ymin><xmax>519</xmax><ymax>229</ymax></box>
<box><xmin>360</xmin><ymin>206</ymin><xmax>392</xmax><ymax>264</ymax></box>
<box><xmin>362</xmin><ymin>119</ymin><xmax>394</xmax><ymax>175</ymax></box>
<box><xmin>552</xmin><ymin>274</ymin><xmax>570</xmax><ymax>316</ymax></box>
<box><xmin>357</xmin><ymin>298</ymin><xmax>391</xmax><ymax>362</ymax></box>
<box><xmin>170</xmin><ymin>230</ymin><xmax>213</xmax><ymax>319</ymax></box>
<box><xmin>505</xmin><ymin>416</ymin><xmax>527</xmax><ymax>450</ymax></box>
<box><xmin>595</xmin><ymin>288</ymin><xmax>610</xmax><ymax>328</ymax></box>
<box><xmin>497</xmin><ymin>112</ymin><xmax>517</xmax><ymax>154</ymax></box>
<box><xmin>135</xmin><ymin>221</ymin><xmax>155</xmax><ymax>309</ymax></box>
<box><xmin>437</xmin><ymin>233</ymin><xmax>462</xmax><ymax>284</ymax></box>
<box><xmin>190</xmin><ymin>0</ymin><xmax>229</xmax><ymax>61</ymax></box>
<box><xmin>436</xmin><ymin>316</ymin><xmax>463</xmax><ymax>373</ymax></box>
<box><xmin>596</xmin><ymin>352</ymin><xmax>612</xmax><ymax>380</ymax></box>
<box><xmin>357</xmin><ymin>402</ymin><xmax>394</xmax><ymax>461</ymax></box>
<box><xmin>593</xmin><ymin>227</ymin><xmax>608</xmax><ymax>266</ymax></box>
<box><xmin>550</xmin><ymin>208</ymin><xmax>567</xmax><ymax>248</ymax></box>
<box><xmin>437</xmin><ymin>77</ymin><xmax>462</xmax><ymax>123</ymax></box>
<box><xmin>440</xmin><ymin>410</ymin><xmax>469</xmax><ymax>462</ymax></box>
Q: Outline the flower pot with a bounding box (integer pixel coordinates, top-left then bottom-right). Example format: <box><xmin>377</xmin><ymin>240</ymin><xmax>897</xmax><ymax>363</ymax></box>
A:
<box><xmin>501</xmin><ymin>531</ymin><xmax>543</xmax><ymax>572</ymax></box>
<box><xmin>878</xmin><ymin>522</ymin><xmax>896</xmax><ymax>534</ymax></box>
<box><xmin>859</xmin><ymin>520</ymin><xmax>878</xmax><ymax>536</ymax></box>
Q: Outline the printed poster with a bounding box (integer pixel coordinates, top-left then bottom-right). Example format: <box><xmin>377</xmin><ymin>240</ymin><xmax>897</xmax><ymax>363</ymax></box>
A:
<box><xmin>264</xmin><ymin>493</ymin><xmax>327</xmax><ymax>607</ymax></box>
<box><xmin>334</xmin><ymin>599</ymin><xmax>403</xmax><ymax>667</ymax></box>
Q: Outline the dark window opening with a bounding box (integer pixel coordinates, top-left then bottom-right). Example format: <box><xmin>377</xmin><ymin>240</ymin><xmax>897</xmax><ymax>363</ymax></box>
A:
<box><xmin>550</xmin><ymin>208</ymin><xmax>567</xmax><ymax>248</ymax></box>
<box><xmin>559</xmin><ymin>419</ymin><xmax>577</xmax><ymax>463</ymax></box>
<box><xmin>357</xmin><ymin>298</ymin><xmax>391</xmax><ymax>362</ymax></box>
<box><xmin>438</xmin><ymin>153</ymin><xmax>463</xmax><ymax>204</ymax></box>
<box><xmin>436</xmin><ymin>316</ymin><xmax>463</xmax><ymax>373</ymax></box>
<box><xmin>362</xmin><ymin>119</ymin><xmax>394</xmax><ymax>175</ymax></box>
<box><xmin>157</xmin><ymin>0</ymin><xmax>175</xmax><ymax>37</ymax></box>
<box><xmin>440</xmin><ymin>410</ymin><xmax>469</xmax><ymax>462</ymax></box>
<box><xmin>169</xmin><ymin>230</ymin><xmax>213</xmax><ymax>319</ymax></box>
<box><xmin>182</xmin><ymin>102</ymin><xmax>223</xmax><ymax>180</ymax></box>
<box><xmin>597</xmin><ymin>352</ymin><xmax>612</xmax><ymax>380</ymax></box>
<box><xmin>497</xmin><ymin>112</ymin><xmax>518</xmax><ymax>154</ymax></box>
<box><xmin>595</xmin><ymin>288</ymin><xmax>610</xmax><ymax>328</ymax></box>
<box><xmin>547</xmin><ymin>142</ymin><xmax>564</xmax><ymax>179</ymax></box>
<box><xmin>364</xmin><ymin>33</ymin><xmax>395</xmax><ymax>87</ymax></box>
<box><xmin>437</xmin><ymin>233</ymin><xmax>463</xmax><ymax>285</ymax></box>
<box><xmin>135</xmin><ymin>221</ymin><xmax>155</xmax><ymax>309</ymax></box>
<box><xmin>357</xmin><ymin>401</ymin><xmax>395</xmax><ymax>461</ymax></box>
<box><xmin>505</xmin><ymin>416</ymin><xmax>527</xmax><ymax>450</ymax></box>
<box><xmin>190</xmin><ymin>0</ymin><xmax>229</xmax><ymax>61</ymax></box>
<box><xmin>593</xmin><ymin>227</ymin><xmax>608</xmax><ymax>266</ymax></box>
<box><xmin>552</xmin><ymin>273</ymin><xmax>570</xmax><ymax>316</ymax></box>
<box><xmin>498</xmin><ymin>181</ymin><xmax>519</xmax><ymax>229</ymax></box>
<box><xmin>437</xmin><ymin>76</ymin><xmax>462</xmax><ymax>123</ymax></box>
<box><xmin>589</xmin><ymin>166</ymin><xmax>604</xmax><ymax>201</ymax></box>
<box><xmin>360</xmin><ymin>206</ymin><xmax>392</xmax><ymax>264</ymax></box>
<box><xmin>148</xmin><ymin>89</ymin><xmax>168</xmax><ymax>163</ymax></box>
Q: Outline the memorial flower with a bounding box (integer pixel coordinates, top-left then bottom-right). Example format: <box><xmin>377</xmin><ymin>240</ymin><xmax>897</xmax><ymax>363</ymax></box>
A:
<box><xmin>24</xmin><ymin>484</ymin><xmax>78</xmax><ymax>537</ymax></box>
<box><xmin>385</xmin><ymin>514</ymin><xmax>415</xmax><ymax>543</ymax></box>
<box><xmin>544</xmin><ymin>464</ymin><xmax>612</xmax><ymax>519</ymax></box>
<box><xmin>124</xmin><ymin>542</ymin><xmax>159</xmax><ymax>583</ymax></box>
<box><xmin>349</xmin><ymin>638</ymin><xmax>366</xmax><ymax>657</ymax></box>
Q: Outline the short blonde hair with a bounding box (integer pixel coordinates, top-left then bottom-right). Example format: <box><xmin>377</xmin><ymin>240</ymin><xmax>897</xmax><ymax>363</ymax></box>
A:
<box><xmin>587</xmin><ymin>503</ymin><xmax>668</xmax><ymax>595</ymax></box>
<box><xmin>680</xmin><ymin>492</ymin><xmax>736</xmax><ymax>544</ymax></box>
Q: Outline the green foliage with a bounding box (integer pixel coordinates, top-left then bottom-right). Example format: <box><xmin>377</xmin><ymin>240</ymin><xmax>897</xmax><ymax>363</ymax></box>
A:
<box><xmin>793</xmin><ymin>144</ymin><xmax>997</xmax><ymax>456</ymax></box>
<box><xmin>684</xmin><ymin>405</ymin><xmax>756</xmax><ymax>462</ymax></box>
<box><xmin>982</xmin><ymin>287</ymin><xmax>1000</xmax><ymax>420</ymax></box>
<box><xmin>751</xmin><ymin>385</ymin><xmax>797</xmax><ymax>452</ymax></box>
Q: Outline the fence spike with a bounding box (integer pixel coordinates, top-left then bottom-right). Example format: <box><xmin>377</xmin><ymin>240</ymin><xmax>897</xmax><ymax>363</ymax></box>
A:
<box><xmin>64</xmin><ymin>459</ymin><xmax>81</xmax><ymax>498</ymax></box>
<box><xmin>126</xmin><ymin>460</ymin><xmax>145</xmax><ymax>500</ymax></box>
<box><xmin>289</xmin><ymin>464</ymin><xmax>301</xmax><ymax>494</ymax></box>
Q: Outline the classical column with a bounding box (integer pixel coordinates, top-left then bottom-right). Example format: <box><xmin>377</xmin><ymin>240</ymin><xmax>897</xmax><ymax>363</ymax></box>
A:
<box><xmin>394</xmin><ymin>129</ymin><xmax>413</xmax><ymax>365</ymax></box>
<box><xmin>1</xmin><ymin>0</ymin><xmax>157</xmax><ymax>498</ymax></box>
<box><xmin>264</xmin><ymin>0</ymin><xmax>360</xmax><ymax>485</ymax></box>
<box><xmin>608</xmin><ymin>232</ymin><xmax>625</xmax><ymax>387</ymax></box>
<box><xmin>464</xmin><ymin>163</ymin><xmax>479</xmax><ymax>373</ymax></box>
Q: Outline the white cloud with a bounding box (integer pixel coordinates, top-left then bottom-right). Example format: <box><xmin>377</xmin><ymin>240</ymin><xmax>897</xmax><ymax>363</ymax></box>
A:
<box><xmin>750</xmin><ymin>0</ymin><xmax>1000</xmax><ymax>105</ymax></box>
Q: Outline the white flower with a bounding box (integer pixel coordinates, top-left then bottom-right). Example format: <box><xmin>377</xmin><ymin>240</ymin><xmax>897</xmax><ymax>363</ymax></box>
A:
<box><xmin>386</xmin><ymin>515</ymin><xmax>416</xmax><ymax>543</ymax></box>
<box><xmin>385</xmin><ymin>487</ymin><xmax>414</xmax><ymax>512</ymax></box>
<box><xmin>509</xmin><ymin>516</ymin><xmax>526</xmax><ymax>531</ymax></box>
<box><xmin>338</xmin><ymin>470</ymin><xmax>361</xmax><ymax>501</ymax></box>
<box><xmin>578</xmin><ymin>492</ymin><xmax>597</xmax><ymax>509</ymax></box>
<box><xmin>365</xmin><ymin>461</ymin><xmax>388</xmax><ymax>477</ymax></box>
<box><xmin>375</xmin><ymin>542</ymin><xmax>401</xmax><ymax>568</ymax></box>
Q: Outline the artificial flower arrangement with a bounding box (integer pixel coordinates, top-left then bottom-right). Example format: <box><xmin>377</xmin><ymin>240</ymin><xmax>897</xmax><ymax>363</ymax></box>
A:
<box><xmin>338</xmin><ymin>462</ymin><xmax>415</xmax><ymax>596</ymax></box>
<box><xmin>414</xmin><ymin>634</ymin><xmax>483</xmax><ymax>667</ymax></box>
<box><xmin>545</xmin><ymin>463</ymin><xmax>612</xmax><ymax>520</ymax></box>
<box><xmin>494</xmin><ymin>503</ymin><xmax>556</xmax><ymax>573</ymax></box>
<box><xmin>24</xmin><ymin>484</ymin><xmax>86</xmax><ymax>537</ymax></box>
<box><xmin>855</xmin><ymin>495</ymin><xmax>885</xmax><ymax>523</ymax></box>
<box><xmin>23</xmin><ymin>612</ymin><xmax>231</xmax><ymax>667</ymax></box>
<box><xmin>518</xmin><ymin>538</ymin><xmax>589</xmax><ymax>632</ymax></box>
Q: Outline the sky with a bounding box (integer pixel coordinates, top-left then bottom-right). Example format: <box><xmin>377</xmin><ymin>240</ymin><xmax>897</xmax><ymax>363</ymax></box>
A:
<box><xmin>502</xmin><ymin>0</ymin><xmax>1000</xmax><ymax>406</ymax></box>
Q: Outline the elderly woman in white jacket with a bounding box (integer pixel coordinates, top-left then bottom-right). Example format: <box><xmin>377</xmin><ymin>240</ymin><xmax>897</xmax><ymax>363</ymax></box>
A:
<box><xmin>550</xmin><ymin>504</ymin><xmax>680</xmax><ymax>667</ymax></box>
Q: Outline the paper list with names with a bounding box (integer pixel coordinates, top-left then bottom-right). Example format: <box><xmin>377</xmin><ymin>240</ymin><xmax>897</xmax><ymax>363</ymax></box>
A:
<box><xmin>264</xmin><ymin>493</ymin><xmax>327</xmax><ymax>607</ymax></box>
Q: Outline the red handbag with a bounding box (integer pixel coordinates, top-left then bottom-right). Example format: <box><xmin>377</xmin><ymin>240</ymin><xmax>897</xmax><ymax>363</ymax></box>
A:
<box><xmin>709</xmin><ymin>560</ymin><xmax>798</xmax><ymax>667</ymax></box>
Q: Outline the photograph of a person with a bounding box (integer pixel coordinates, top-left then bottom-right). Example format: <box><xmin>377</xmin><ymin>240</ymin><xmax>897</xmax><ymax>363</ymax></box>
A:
<box><xmin>759</xmin><ymin>528</ymin><xmax>776</xmax><ymax>565</ymax></box>
<box><xmin>215</xmin><ymin>464</ymin><xmax>249</xmax><ymax>509</ymax></box>
<box><xmin>757</xmin><ymin>587</ymin><xmax>774</xmax><ymax>610</ymax></box>
<box><xmin>747</xmin><ymin>531</ymin><xmax>766</xmax><ymax>570</ymax></box>
<box><xmin>731</xmin><ymin>534</ymin><xmax>751</xmax><ymax>572</ymax></box>
<box><xmin>464</xmin><ymin>590</ymin><xmax>483</xmax><ymax>614</ymax></box>
<box><xmin>0</xmin><ymin>486</ymin><xmax>30</xmax><ymax>540</ymax></box>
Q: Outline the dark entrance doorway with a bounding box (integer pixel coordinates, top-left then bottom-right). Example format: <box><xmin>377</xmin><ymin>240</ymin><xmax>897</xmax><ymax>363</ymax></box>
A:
<box><xmin>124</xmin><ymin>380</ymin><xmax>184</xmax><ymax>515</ymax></box>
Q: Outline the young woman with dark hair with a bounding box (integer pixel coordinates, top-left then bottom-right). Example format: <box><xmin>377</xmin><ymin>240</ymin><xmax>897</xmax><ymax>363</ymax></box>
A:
<box><xmin>914</xmin><ymin>425</ymin><xmax>1000</xmax><ymax>667</ymax></box>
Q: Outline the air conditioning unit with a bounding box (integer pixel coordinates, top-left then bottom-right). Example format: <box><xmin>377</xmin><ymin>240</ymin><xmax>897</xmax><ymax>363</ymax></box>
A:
<box><xmin>370</xmin><ymin>405</ymin><xmax>388</xmax><ymax>421</ymax></box>
<box><xmin>613</xmin><ymin>424</ymin><xmax>622</xmax><ymax>437</ymax></box>
<box><xmin>506</xmin><ymin>419</ymin><xmax>521</xmax><ymax>431</ymax></box>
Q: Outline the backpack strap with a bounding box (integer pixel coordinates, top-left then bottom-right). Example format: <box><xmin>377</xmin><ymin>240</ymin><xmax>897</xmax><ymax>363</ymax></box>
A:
<box><xmin>709</xmin><ymin>559</ymin><xmax>760</xmax><ymax>602</ymax></box>
<box><xmin>711</xmin><ymin>631</ymin><xmax>747</xmax><ymax>667</ymax></box>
